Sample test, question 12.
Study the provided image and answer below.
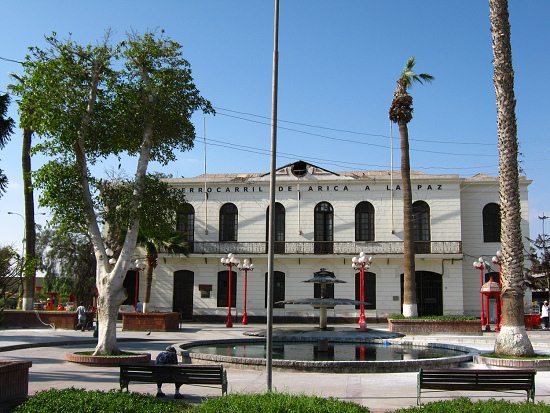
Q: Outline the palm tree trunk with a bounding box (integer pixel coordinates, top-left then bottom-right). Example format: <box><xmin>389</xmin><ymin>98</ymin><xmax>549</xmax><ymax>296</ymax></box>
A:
<box><xmin>399</xmin><ymin>121</ymin><xmax>417</xmax><ymax>317</ymax></box>
<box><xmin>21</xmin><ymin>127</ymin><xmax>36</xmax><ymax>311</ymax></box>
<box><xmin>490</xmin><ymin>0</ymin><xmax>533</xmax><ymax>355</ymax></box>
<box><xmin>143</xmin><ymin>255</ymin><xmax>156</xmax><ymax>313</ymax></box>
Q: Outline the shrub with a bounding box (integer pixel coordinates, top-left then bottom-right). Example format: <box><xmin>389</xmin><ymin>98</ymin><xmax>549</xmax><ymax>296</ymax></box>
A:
<box><xmin>13</xmin><ymin>388</ymin><xmax>187</xmax><ymax>413</ymax></box>
<box><xmin>191</xmin><ymin>393</ymin><xmax>370</xmax><ymax>413</ymax></box>
<box><xmin>388</xmin><ymin>314</ymin><xmax>478</xmax><ymax>321</ymax></box>
<box><xmin>394</xmin><ymin>398</ymin><xmax>550</xmax><ymax>413</ymax></box>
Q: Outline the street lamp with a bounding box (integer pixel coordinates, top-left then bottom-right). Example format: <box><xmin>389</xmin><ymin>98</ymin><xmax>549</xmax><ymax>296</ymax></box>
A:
<box><xmin>221</xmin><ymin>253</ymin><xmax>240</xmax><ymax>328</ymax></box>
<box><xmin>238</xmin><ymin>258</ymin><xmax>254</xmax><ymax>325</ymax></box>
<box><xmin>352</xmin><ymin>252</ymin><xmax>372</xmax><ymax>331</ymax></box>
<box><xmin>473</xmin><ymin>257</ymin><xmax>488</xmax><ymax>330</ymax></box>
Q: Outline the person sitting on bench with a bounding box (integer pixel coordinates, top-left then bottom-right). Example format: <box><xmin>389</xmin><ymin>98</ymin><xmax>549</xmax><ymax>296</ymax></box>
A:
<box><xmin>155</xmin><ymin>346</ymin><xmax>183</xmax><ymax>399</ymax></box>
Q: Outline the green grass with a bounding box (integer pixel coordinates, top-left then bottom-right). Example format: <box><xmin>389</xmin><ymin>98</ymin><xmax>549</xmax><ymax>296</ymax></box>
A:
<box><xmin>13</xmin><ymin>388</ymin><xmax>187</xmax><ymax>413</ymax></box>
<box><xmin>482</xmin><ymin>352</ymin><xmax>550</xmax><ymax>360</ymax></box>
<box><xmin>389</xmin><ymin>314</ymin><xmax>478</xmax><ymax>321</ymax></box>
<box><xmin>191</xmin><ymin>393</ymin><xmax>370</xmax><ymax>413</ymax></box>
<box><xmin>394</xmin><ymin>398</ymin><xmax>550</xmax><ymax>412</ymax></box>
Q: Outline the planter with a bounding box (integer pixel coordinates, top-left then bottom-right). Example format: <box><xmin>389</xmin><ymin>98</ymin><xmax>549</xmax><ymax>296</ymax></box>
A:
<box><xmin>121</xmin><ymin>312</ymin><xmax>180</xmax><ymax>332</ymax></box>
<box><xmin>0</xmin><ymin>360</ymin><xmax>32</xmax><ymax>408</ymax></box>
<box><xmin>65</xmin><ymin>352</ymin><xmax>151</xmax><ymax>366</ymax></box>
<box><xmin>3</xmin><ymin>310</ymin><xmax>78</xmax><ymax>329</ymax></box>
<box><xmin>474</xmin><ymin>354</ymin><xmax>550</xmax><ymax>370</ymax></box>
<box><xmin>388</xmin><ymin>318</ymin><xmax>482</xmax><ymax>335</ymax></box>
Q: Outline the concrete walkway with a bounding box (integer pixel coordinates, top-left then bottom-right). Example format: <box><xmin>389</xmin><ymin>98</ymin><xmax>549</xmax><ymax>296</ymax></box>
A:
<box><xmin>1</xmin><ymin>323</ymin><xmax>550</xmax><ymax>412</ymax></box>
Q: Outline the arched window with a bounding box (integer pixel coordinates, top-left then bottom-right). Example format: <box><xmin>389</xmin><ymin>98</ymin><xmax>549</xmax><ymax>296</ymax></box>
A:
<box><xmin>176</xmin><ymin>203</ymin><xmax>195</xmax><ymax>252</ymax></box>
<box><xmin>264</xmin><ymin>271</ymin><xmax>286</xmax><ymax>308</ymax></box>
<box><xmin>219</xmin><ymin>203</ymin><xmax>238</xmax><ymax>242</ymax></box>
<box><xmin>413</xmin><ymin>201</ymin><xmax>431</xmax><ymax>253</ymax></box>
<box><xmin>314</xmin><ymin>202</ymin><xmax>334</xmax><ymax>254</ymax></box>
<box><xmin>266</xmin><ymin>203</ymin><xmax>286</xmax><ymax>253</ymax></box>
<box><xmin>355</xmin><ymin>201</ymin><xmax>375</xmax><ymax>241</ymax></box>
<box><xmin>355</xmin><ymin>272</ymin><xmax>376</xmax><ymax>309</ymax></box>
<box><xmin>483</xmin><ymin>203</ymin><xmax>501</xmax><ymax>242</ymax></box>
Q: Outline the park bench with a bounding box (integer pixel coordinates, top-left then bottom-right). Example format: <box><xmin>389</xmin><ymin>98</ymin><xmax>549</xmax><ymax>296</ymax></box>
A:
<box><xmin>417</xmin><ymin>368</ymin><xmax>536</xmax><ymax>405</ymax></box>
<box><xmin>120</xmin><ymin>364</ymin><xmax>227</xmax><ymax>396</ymax></box>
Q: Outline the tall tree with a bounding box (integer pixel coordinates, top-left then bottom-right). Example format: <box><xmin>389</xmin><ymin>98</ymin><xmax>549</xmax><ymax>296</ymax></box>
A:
<box><xmin>0</xmin><ymin>93</ymin><xmax>15</xmax><ymax>197</ymax></box>
<box><xmin>36</xmin><ymin>225</ymin><xmax>96</xmax><ymax>306</ymax></box>
<box><xmin>9</xmin><ymin>74</ymin><xmax>38</xmax><ymax>310</ymax></box>
<box><xmin>99</xmin><ymin>174</ymin><xmax>188</xmax><ymax>313</ymax></box>
<box><xmin>13</xmin><ymin>31</ymin><xmax>212</xmax><ymax>354</ymax></box>
<box><xmin>388</xmin><ymin>57</ymin><xmax>433</xmax><ymax>317</ymax></box>
<box><xmin>489</xmin><ymin>0</ymin><xmax>534</xmax><ymax>356</ymax></box>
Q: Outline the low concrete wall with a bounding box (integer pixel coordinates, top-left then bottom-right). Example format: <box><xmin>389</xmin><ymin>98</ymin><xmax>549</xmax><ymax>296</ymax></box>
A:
<box><xmin>0</xmin><ymin>360</ymin><xmax>32</xmax><ymax>409</ymax></box>
<box><xmin>388</xmin><ymin>319</ymin><xmax>482</xmax><ymax>335</ymax></box>
<box><xmin>2</xmin><ymin>310</ymin><xmax>77</xmax><ymax>329</ymax></box>
<box><xmin>121</xmin><ymin>312</ymin><xmax>180</xmax><ymax>332</ymax></box>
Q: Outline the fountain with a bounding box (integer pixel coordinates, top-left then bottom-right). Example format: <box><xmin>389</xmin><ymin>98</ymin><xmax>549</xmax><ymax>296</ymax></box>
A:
<box><xmin>178</xmin><ymin>268</ymin><xmax>477</xmax><ymax>372</ymax></box>
<box><xmin>278</xmin><ymin>268</ymin><xmax>369</xmax><ymax>330</ymax></box>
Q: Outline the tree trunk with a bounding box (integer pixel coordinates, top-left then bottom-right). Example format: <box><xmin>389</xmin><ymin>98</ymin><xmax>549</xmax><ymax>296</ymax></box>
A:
<box><xmin>21</xmin><ymin>127</ymin><xmax>35</xmax><ymax>311</ymax></box>
<box><xmin>490</xmin><ymin>0</ymin><xmax>533</xmax><ymax>355</ymax></box>
<box><xmin>143</xmin><ymin>253</ymin><xmax>156</xmax><ymax>313</ymax></box>
<box><xmin>399</xmin><ymin>121</ymin><xmax>417</xmax><ymax>317</ymax></box>
<box><xmin>94</xmin><ymin>266</ymin><xmax>126</xmax><ymax>355</ymax></box>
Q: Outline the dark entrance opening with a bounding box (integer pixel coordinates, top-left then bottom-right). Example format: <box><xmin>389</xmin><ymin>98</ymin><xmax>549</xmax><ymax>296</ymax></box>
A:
<box><xmin>400</xmin><ymin>271</ymin><xmax>443</xmax><ymax>316</ymax></box>
<box><xmin>173</xmin><ymin>270</ymin><xmax>194</xmax><ymax>320</ymax></box>
<box><xmin>123</xmin><ymin>270</ymin><xmax>138</xmax><ymax>307</ymax></box>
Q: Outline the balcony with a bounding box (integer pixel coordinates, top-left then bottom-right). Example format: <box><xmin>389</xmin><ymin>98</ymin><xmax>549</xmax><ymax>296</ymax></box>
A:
<box><xmin>185</xmin><ymin>241</ymin><xmax>462</xmax><ymax>255</ymax></box>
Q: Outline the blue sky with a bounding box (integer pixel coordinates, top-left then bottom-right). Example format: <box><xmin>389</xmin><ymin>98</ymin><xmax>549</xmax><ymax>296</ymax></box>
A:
<box><xmin>1</xmin><ymin>1</ymin><xmax>549</xmax><ymax>249</ymax></box>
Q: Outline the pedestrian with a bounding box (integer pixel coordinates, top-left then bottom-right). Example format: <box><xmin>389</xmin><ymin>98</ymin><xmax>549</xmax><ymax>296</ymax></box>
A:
<box><xmin>155</xmin><ymin>346</ymin><xmax>183</xmax><ymax>399</ymax></box>
<box><xmin>75</xmin><ymin>301</ymin><xmax>87</xmax><ymax>331</ymax></box>
<box><xmin>541</xmin><ymin>301</ymin><xmax>549</xmax><ymax>330</ymax></box>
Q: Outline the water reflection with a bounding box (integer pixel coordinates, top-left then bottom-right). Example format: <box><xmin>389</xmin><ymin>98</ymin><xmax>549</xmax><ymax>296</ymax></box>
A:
<box><xmin>188</xmin><ymin>341</ymin><xmax>465</xmax><ymax>362</ymax></box>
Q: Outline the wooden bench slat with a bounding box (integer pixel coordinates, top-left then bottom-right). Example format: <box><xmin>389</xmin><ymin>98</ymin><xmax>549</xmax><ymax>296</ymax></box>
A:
<box><xmin>120</xmin><ymin>364</ymin><xmax>227</xmax><ymax>396</ymax></box>
<box><xmin>418</xmin><ymin>368</ymin><xmax>535</xmax><ymax>406</ymax></box>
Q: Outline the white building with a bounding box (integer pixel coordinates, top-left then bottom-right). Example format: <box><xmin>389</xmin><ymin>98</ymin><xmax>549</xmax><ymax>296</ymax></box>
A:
<box><xmin>130</xmin><ymin>160</ymin><xmax>531</xmax><ymax>322</ymax></box>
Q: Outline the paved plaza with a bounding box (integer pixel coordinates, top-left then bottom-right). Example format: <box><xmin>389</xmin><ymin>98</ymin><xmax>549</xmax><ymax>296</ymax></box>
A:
<box><xmin>1</xmin><ymin>323</ymin><xmax>550</xmax><ymax>412</ymax></box>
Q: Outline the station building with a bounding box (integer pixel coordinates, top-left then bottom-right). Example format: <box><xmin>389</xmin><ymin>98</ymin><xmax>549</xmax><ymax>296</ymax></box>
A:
<box><xmin>128</xmin><ymin>160</ymin><xmax>531</xmax><ymax>322</ymax></box>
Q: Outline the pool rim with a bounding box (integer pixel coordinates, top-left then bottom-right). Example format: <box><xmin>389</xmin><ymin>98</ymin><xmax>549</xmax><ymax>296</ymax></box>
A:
<box><xmin>177</xmin><ymin>338</ymin><xmax>477</xmax><ymax>373</ymax></box>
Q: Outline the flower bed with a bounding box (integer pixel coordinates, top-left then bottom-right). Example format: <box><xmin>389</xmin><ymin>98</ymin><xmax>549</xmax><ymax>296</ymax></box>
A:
<box><xmin>65</xmin><ymin>352</ymin><xmax>151</xmax><ymax>366</ymax></box>
<box><xmin>388</xmin><ymin>318</ymin><xmax>482</xmax><ymax>335</ymax></box>
<box><xmin>0</xmin><ymin>360</ymin><xmax>32</xmax><ymax>408</ymax></box>
<box><xmin>121</xmin><ymin>312</ymin><xmax>180</xmax><ymax>332</ymax></box>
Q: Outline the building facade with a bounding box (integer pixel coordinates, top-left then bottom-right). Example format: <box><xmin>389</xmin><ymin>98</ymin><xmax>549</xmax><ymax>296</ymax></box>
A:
<box><xmin>133</xmin><ymin>161</ymin><xmax>531</xmax><ymax>321</ymax></box>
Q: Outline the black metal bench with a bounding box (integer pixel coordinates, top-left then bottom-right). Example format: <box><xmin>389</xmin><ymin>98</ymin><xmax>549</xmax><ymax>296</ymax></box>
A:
<box><xmin>417</xmin><ymin>368</ymin><xmax>536</xmax><ymax>405</ymax></box>
<box><xmin>120</xmin><ymin>364</ymin><xmax>227</xmax><ymax>396</ymax></box>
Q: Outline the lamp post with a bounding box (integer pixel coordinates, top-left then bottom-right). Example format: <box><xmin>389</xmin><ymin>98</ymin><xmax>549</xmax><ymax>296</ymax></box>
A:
<box><xmin>473</xmin><ymin>257</ymin><xmax>487</xmax><ymax>329</ymax></box>
<box><xmin>238</xmin><ymin>259</ymin><xmax>254</xmax><ymax>325</ymax></box>
<box><xmin>221</xmin><ymin>253</ymin><xmax>240</xmax><ymax>328</ymax></box>
<box><xmin>352</xmin><ymin>252</ymin><xmax>372</xmax><ymax>331</ymax></box>
<box><xmin>491</xmin><ymin>250</ymin><xmax>503</xmax><ymax>331</ymax></box>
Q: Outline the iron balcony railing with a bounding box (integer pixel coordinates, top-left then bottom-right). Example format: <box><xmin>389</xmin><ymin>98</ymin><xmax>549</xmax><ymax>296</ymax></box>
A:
<box><xmin>185</xmin><ymin>241</ymin><xmax>462</xmax><ymax>255</ymax></box>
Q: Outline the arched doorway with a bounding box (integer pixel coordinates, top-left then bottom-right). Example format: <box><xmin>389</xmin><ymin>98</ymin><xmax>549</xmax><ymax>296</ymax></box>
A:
<box><xmin>314</xmin><ymin>202</ymin><xmax>334</xmax><ymax>254</ymax></box>
<box><xmin>123</xmin><ymin>270</ymin><xmax>138</xmax><ymax>308</ymax></box>
<box><xmin>400</xmin><ymin>271</ymin><xmax>443</xmax><ymax>316</ymax></box>
<box><xmin>173</xmin><ymin>270</ymin><xmax>194</xmax><ymax>320</ymax></box>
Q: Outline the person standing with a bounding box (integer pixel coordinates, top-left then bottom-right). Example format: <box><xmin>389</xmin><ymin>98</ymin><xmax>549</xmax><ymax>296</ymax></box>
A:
<box><xmin>541</xmin><ymin>301</ymin><xmax>549</xmax><ymax>330</ymax></box>
<box><xmin>75</xmin><ymin>301</ymin><xmax>87</xmax><ymax>331</ymax></box>
<box><xmin>155</xmin><ymin>346</ymin><xmax>183</xmax><ymax>399</ymax></box>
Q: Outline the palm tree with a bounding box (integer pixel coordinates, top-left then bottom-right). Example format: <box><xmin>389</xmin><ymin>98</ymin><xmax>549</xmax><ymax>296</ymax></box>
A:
<box><xmin>489</xmin><ymin>0</ymin><xmax>534</xmax><ymax>356</ymax></box>
<box><xmin>140</xmin><ymin>232</ymin><xmax>188</xmax><ymax>313</ymax></box>
<box><xmin>389</xmin><ymin>57</ymin><xmax>433</xmax><ymax>317</ymax></box>
<box><xmin>0</xmin><ymin>93</ymin><xmax>14</xmax><ymax>197</ymax></box>
<box><xmin>9</xmin><ymin>74</ymin><xmax>38</xmax><ymax>310</ymax></box>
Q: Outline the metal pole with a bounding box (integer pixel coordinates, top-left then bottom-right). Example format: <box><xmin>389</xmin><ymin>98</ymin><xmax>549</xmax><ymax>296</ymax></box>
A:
<box><xmin>266</xmin><ymin>0</ymin><xmax>279</xmax><ymax>392</ymax></box>
<box><xmin>226</xmin><ymin>262</ymin><xmax>233</xmax><ymax>328</ymax></box>
<box><xmin>242</xmin><ymin>268</ymin><xmax>248</xmax><ymax>325</ymax></box>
